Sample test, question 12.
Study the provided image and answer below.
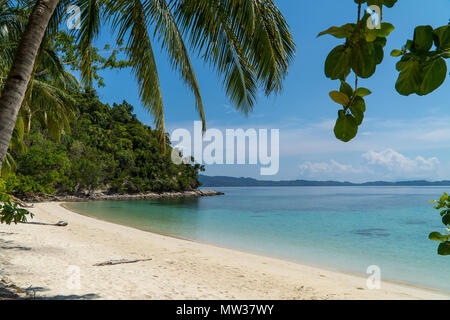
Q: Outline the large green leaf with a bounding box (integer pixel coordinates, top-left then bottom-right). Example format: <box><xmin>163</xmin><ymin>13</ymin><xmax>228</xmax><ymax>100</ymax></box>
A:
<box><xmin>419</xmin><ymin>58</ymin><xmax>447</xmax><ymax>96</ymax></box>
<box><xmin>413</xmin><ymin>25</ymin><xmax>434</xmax><ymax>52</ymax></box>
<box><xmin>434</xmin><ymin>25</ymin><xmax>450</xmax><ymax>51</ymax></box>
<box><xmin>334</xmin><ymin>110</ymin><xmax>358</xmax><ymax>142</ymax></box>
<box><xmin>325</xmin><ymin>45</ymin><xmax>352</xmax><ymax>80</ymax></box>
<box><xmin>395</xmin><ymin>59</ymin><xmax>422</xmax><ymax>96</ymax></box>
<box><xmin>352</xmin><ymin>41</ymin><xmax>377</xmax><ymax>78</ymax></box>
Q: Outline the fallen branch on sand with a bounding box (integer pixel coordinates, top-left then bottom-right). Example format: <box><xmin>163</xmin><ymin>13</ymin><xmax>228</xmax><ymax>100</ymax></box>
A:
<box><xmin>11</xmin><ymin>196</ymin><xmax>34</xmax><ymax>209</ymax></box>
<box><xmin>93</xmin><ymin>258</ymin><xmax>152</xmax><ymax>267</ymax></box>
<box><xmin>22</xmin><ymin>221</ymin><xmax>68</xmax><ymax>227</ymax></box>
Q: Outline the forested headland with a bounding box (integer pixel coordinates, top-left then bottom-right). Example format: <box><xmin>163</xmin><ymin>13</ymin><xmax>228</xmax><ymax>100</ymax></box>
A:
<box><xmin>0</xmin><ymin>93</ymin><xmax>204</xmax><ymax>199</ymax></box>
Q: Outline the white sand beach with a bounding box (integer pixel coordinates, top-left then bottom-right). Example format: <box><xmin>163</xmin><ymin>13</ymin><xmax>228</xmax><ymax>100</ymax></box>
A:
<box><xmin>0</xmin><ymin>202</ymin><xmax>448</xmax><ymax>300</ymax></box>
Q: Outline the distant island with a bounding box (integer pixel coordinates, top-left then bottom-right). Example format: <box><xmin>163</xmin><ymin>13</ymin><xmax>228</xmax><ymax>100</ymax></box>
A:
<box><xmin>199</xmin><ymin>175</ymin><xmax>450</xmax><ymax>187</ymax></box>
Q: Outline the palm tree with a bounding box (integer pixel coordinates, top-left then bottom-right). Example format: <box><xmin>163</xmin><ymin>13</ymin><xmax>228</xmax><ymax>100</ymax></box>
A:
<box><xmin>0</xmin><ymin>0</ymin><xmax>295</xmax><ymax>172</ymax></box>
<box><xmin>0</xmin><ymin>0</ymin><xmax>61</xmax><ymax>173</ymax></box>
<box><xmin>0</xmin><ymin>3</ymin><xmax>78</xmax><ymax>176</ymax></box>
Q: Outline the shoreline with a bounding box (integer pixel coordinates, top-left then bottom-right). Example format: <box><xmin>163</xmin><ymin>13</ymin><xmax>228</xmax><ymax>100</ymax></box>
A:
<box><xmin>17</xmin><ymin>189</ymin><xmax>224</xmax><ymax>203</ymax></box>
<box><xmin>0</xmin><ymin>202</ymin><xmax>449</xmax><ymax>300</ymax></box>
<box><xmin>62</xmin><ymin>203</ymin><xmax>450</xmax><ymax>297</ymax></box>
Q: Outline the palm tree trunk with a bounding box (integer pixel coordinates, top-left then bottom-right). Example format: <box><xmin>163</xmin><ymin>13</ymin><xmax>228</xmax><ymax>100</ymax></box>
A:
<box><xmin>0</xmin><ymin>0</ymin><xmax>60</xmax><ymax>172</ymax></box>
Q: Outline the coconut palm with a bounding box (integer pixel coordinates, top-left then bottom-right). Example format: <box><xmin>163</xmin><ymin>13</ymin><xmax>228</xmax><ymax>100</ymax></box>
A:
<box><xmin>0</xmin><ymin>3</ymin><xmax>78</xmax><ymax>176</ymax></box>
<box><xmin>0</xmin><ymin>0</ymin><xmax>295</xmax><ymax>172</ymax></box>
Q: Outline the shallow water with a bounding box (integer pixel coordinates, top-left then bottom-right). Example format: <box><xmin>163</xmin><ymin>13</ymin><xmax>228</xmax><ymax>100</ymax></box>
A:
<box><xmin>66</xmin><ymin>186</ymin><xmax>450</xmax><ymax>292</ymax></box>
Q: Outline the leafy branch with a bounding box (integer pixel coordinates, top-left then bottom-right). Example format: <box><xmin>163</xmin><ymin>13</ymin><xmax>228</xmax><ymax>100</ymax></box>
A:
<box><xmin>319</xmin><ymin>0</ymin><xmax>449</xmax><ymax>143</ymax></box>
<box><xmin>0</xmin><ymin>193</ymin><xmax>33</xmax><ymax>225</ymax></box>
<box><xmin>318</xmin><ymin>0</ymin><xmax>396</xmax><ymax>142</ymax></box>
<box><xmin>429</xmin><ymin>193</ymin><xmax>450</xmax><ymax>256</ymax></box>
<box><xmin>391</xmin><ymin>25</ymin><xmax>449</xmax><ymax>96</ymax></box>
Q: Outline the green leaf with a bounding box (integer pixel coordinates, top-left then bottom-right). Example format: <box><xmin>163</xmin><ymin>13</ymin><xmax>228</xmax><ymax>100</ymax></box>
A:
<box><xmin>373</xmin><ymin>38</ymin><xmax>386</xmax><ymax>65</ymax></box>
<box><xmin>405</xmin><ymin>40</ymin><xmax>414</xmax><ymax>51</ymax></box>
<box><xmin>438</xmin><ymin>242</ymin><xmax>450</xmax><ymax>256</ymax></box>
<box><xmin>340</xmin><ymin>80</ymin><xmax>354</xmax><ymax>98</ymax></box>
<box><xmin>429</xmin><ymin>232</ymin><xmax>449</xmax><ymax>242</ymax></box>
<box><xmin>334</xmin><ymin>110</ymin><xmax>358</xmax><ymax>142</ymax></box>
<box><xmin>390</xmin><ymin>49</ymin><xmax>403</xmax><ymax>57</ymax></box>
<box><xmin>352</xmin><ymin>41</ymin><xmax>377</xmax><ymax>78</ymax></box>
<box><xmin>325</xmin><ymin>45</ymin><xmax>352</xmax><ymax>80</ymax></box>
<box><xmin>318</xmin><ymin>24</ymin><xmax>356</xmax><ymax>38</ymax></box>
<box><xmin>419</xmin><ymin>58</ymin><xmax>447</xmax><ymax>96</ymax></box>
<box><xmin>377</xmin><ymin>23</ymin><xmax>395</xmax><ymax>38</ymax></box>
<box><xmin>433</xmin><ymin>25</ymin><xmax>450</xmax><ymax>51</ymax></box>
<box><xmin>349</xmin><ymin>97</ymin><xmax>366</xmax><ymax>125</ymax></box>
<box><xmin>443</xmin><ymin>214</ymin><xmax>450</xmax><ymax>226</ymax></box>
<box><xmin>383</xmin><ymin>0</ymin><xmax>398</xmax><ymax>7</ymax></box>
<box><xmin>413</xmin><ymin>25</ymin><xmax>434</xmax><ymax>52</ymax></box>
<box><xmin>395</xmin><ymin>59</ymin><xmax>422</xmax><ymax>96</ymax></box>
<box><xmin>329</xmin><ymin>91</ymin><xmax>350</xmax><ymax>106</ymax></box>
<box><xmin>355</xmin><ymin>88</ymin><xmax>372</xmax><ymax>97</ymax></box>
<box><xmin>365</xmin><ymin>29</ymin><xmax>378</xmax><ymax>43</ymax></box>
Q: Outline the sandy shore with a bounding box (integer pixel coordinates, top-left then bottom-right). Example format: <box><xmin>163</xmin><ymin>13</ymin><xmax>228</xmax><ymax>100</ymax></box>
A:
<box><xmin>0</xmin><ymin>203</ymin><xmax>448</xmax><ymax>300</ymax></box>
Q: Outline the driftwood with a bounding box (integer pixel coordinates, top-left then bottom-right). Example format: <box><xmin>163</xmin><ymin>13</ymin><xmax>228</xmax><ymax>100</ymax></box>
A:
<box><xmin>93</xmin><ymin>258</ymin><xmax>152</xmax><ymax>267</ymax></box>
<box><xmin>22</xmin><ymin>221</ymin><xmax>68</xmax><ymax>227</ymax></box>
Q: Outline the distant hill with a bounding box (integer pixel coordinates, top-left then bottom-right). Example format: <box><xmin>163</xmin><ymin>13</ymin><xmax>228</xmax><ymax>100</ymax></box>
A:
<box><xmin>199</xmin><ymin>175</ymin><xmax>450</xmax><ymax>187</ymax></box>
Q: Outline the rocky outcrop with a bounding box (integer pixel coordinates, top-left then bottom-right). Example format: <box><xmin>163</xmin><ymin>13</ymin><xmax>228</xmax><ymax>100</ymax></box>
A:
<box><xmin>19</xmin><ymin>189</ymin><xmax>224</xmax><ymax>203</ymax></box>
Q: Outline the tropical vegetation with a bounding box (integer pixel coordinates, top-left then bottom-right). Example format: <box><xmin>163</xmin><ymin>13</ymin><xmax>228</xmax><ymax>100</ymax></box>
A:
<box><xmin>1</xmin><ymin>93</ymin><xmax>204</xmax><ymax>198</ymax></box>
<box><xmin>429</xmin><ymin>194</ymin><xmax>450</xmax><ymax>256</ymax></box>
<box><xmin>0</xmin><ymin>0</ymin><xmax>294</xmax><ymax>224</ymax></box>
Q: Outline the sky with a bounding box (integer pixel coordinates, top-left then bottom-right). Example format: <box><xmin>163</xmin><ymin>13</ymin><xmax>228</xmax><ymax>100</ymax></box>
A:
<box><xmin>80</xmin><ymin>0</ymin><xmax>450</xmax><ymax>182</ymax></box>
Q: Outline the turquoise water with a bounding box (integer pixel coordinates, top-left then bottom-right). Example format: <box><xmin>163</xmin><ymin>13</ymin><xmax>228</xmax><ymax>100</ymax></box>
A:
<box><xmin>66</xmin><ymin>187</ymin><xmax>450</xmax><ymax>292</ymax></box>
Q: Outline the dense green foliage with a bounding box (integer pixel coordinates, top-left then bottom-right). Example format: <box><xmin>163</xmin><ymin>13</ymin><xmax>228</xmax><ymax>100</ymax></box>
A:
<box><xmin>429</xmin><ymin>193</ymin><xmax>450</xmax><ymax>256</ymax></box>
<box><xmin>1</xmin><ymin>94</ymin><xmax>204</xmax><ymax>197</ymax></box>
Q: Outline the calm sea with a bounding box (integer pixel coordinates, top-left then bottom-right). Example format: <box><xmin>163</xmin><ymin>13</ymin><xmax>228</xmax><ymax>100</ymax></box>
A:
<box><xmin>66</xmin><ymin>186</ymin><xmax>450</xmax><ymax>293</ymax></box>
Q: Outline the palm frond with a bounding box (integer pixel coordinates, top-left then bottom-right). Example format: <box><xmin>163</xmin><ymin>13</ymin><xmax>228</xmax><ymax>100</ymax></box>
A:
<box><xmin>173</xmin><ymin>0</ymin><xmax>257</xmax><ymax>113</ymax></box>
<box><xmin>75</xmin><ymin>0</ymin><xmax>101</xmax><ymax>88</ymax></box>
<box><xmin>146</xmin><ymin>0</ymin><xmax>205</xmax><ymax>131</ymax></box>
<box><xmin>1</xmin><ymin>152</ymin><xmax>16</xmax><ymax>178</ymax></box>
<box><xmin>105</xmin><ymin>0</ymin><xmax>166</xmax><ymax>143</ymax></box>
<box><xmin>173</xmin><ymin>0</ymin><xmax>295</xmax><ymax>111</ymax></box>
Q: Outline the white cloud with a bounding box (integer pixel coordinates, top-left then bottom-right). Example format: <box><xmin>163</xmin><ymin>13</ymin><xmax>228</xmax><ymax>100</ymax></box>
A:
<box><xmin>300</xmin><ymin>160</ymin><xmax>362</xmax><ymax>175</ymax></box>
<box><xmin>362</xmin><ymin>149</ymin><xmax>439</xmax><ymax>172</ymax></box>
<box><xmin>299</xmin><ymin>149</ymin><xmax>441</xmax><ymax>181</ymax></box>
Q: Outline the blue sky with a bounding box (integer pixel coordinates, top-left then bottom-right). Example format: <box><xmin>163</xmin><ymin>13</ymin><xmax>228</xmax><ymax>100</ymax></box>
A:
<box><xmin>83</xmin><ymin>0</ymin><xmax>450</xmax><ymax>182</ymax></box>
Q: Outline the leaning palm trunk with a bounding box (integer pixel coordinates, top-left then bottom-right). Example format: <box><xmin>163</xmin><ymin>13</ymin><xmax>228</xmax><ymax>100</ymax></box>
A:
<box><xmin>0</xmin><ymin>0</ymin><xmax>60</xmax><ymax>172</ymax></box>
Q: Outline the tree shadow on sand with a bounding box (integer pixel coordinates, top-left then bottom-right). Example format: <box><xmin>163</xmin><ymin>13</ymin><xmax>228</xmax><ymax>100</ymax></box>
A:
<box><xmin>21</xmin><ymin>286</ymin><xmax>100</xmax><ymax>300</ymax></box>
<box><xmin>0</xmin><ymin>284</ymin><xmax>100</xmax><ymax>300</ymax></box>
<box><xmin>0</xmin><ymin>285</ymin><xmax>20</xmax><ymax>300</ymax></box>
<box><xmin>0</xmin><ymin>237</ymin><xmax>32</xmax><ymax>251</ymax></box>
